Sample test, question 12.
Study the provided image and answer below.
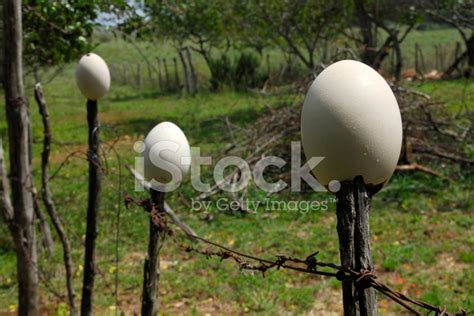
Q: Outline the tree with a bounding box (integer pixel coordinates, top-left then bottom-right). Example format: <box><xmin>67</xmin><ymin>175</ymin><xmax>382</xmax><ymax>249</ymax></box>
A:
<box><xmin>120</xmin><ymin>0</ymin><xmax>231</xmax><ymax>90</ymax></box>
<box><xmin>234</xmin><ymin>0</ymin><xmax>344</xmax><ymax>72</ymax></box>
<box><xmin>427</xmin><ymin>1</ymin><xmax>474</xmax><ymax>77</ymax></box>
<box><xmin>21</xmin><ymin>0</ymin><xmax>130</xmax><ymax>81</ymax></box>
<box><xmin>345</xmin><ymin>0</ymin><xmax>422</xmax><ymax>81</ymax></box>
<box><xmin>2</xmin><ymin>0</ymin><xmax>39</xmax><ymax>314</ymax></box>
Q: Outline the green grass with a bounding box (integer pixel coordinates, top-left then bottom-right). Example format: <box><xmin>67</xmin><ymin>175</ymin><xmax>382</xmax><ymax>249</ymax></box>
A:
<box><xmin>0</xmin><ymin>33</ymin><xmax>473</xmax><ymax>314</ymax></box>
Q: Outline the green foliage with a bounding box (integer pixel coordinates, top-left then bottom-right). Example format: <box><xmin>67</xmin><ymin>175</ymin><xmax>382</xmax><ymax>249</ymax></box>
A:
<box><xmin>22</xmin><ymin>1</ymin><xmax>130</xmax><ymax>70</ymax></box>
<box><xmin>231</xmin><ymin>0</ymin><xmax>345</xmax><ymax>69</ymax></box>
<box><xmin>208</xmin><ymin>54</ymin><xmax>233</xmax><ymax>90</ymax></box>
<box><xmin>208</xmin><ymin>52</ymin><xmax>266</xmax><ymax>91</ymax></box>
<box><xmin>138</xmin><ymin>0</ymin><xmax>230</xmax><ymax>52</ymax></box>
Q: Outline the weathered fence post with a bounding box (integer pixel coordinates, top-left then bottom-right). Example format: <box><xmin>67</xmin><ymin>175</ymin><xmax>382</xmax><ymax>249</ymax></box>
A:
<box><xmin>81</xmin><ymin>98</ymin><xmax>102</xmax><ymax>316</ymax></box>
<box><xmin>75</xmin><ymin>53</ymin><xmax>110</xmax><ymax>316</ymax></box>
<box><xmin>414</xmin><ymin>44</ymin><xmax>420</xmax><ymax>75</ymax></box>
<box><xmin>136</xmin><ymin>63</ymin><xmax>141</xmax><ymax>89</ymax></box>
<box><xmin>336</xmin><ymin>177</ymin><xmax>377</xmax><ymax>316</ymax></box>
<box><xmin>147</xmin><ymin>61</ymin><xmax>153</xmax><ymax>88</ymax></box>
<box><xmin>353</xmin><ymin>177</ymin><xmax>377</xmax><ymax>315</ymax></box>
<box><xmin>162</xmin><ymin>58</ymin><xmax>170</xmax><ymax>92</ymax></box>
<box><xmin>178</xmin><ymin>48</ymin><xmax>190</xmax><ymax>93</ymax></box>
<box><xmin>173</xmin><ymin>57</ymin><xmax>180</xmax><ymax>91</ymax></box>
<box><xmin>335</xmin><ymin>181</ymin><xmax>357</xmax><ymax>315</ymax></box>
<box><xmin>141</xmin><ymin>190</ymin><xmax>166</xmax><ymax>316</ymax></box>
<box><xmin>185</xmin><ymin>47</ymin><xmax>197</xmax><ymax>95</ymax></box>
<box><xmin>157</xmin><ymin>57</ymin><xmax>163</xmax><ymax>91</ymax></box>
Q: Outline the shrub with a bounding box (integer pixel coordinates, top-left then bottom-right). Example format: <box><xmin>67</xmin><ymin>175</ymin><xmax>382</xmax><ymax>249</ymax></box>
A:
<box><xmin>208</xmin><ymin>51</ymin><xmax>266</xmax><ymax>91</ymax></box>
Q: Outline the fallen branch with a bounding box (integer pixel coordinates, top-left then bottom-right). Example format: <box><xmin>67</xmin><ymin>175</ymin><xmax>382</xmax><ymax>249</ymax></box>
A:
<box><xmin>396</xmin><ymin>163</ymin><xmax>444</xmax><ymax>178</ymax></box>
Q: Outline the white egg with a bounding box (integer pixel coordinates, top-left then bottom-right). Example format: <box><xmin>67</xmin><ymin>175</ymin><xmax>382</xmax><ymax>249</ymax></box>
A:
<box><xmin>301</xmin><ymin>60</ymin><xmax>402</xmax><ymax>193</ymax></box>
<box><xmin>143</xmin><ymin>122</ymin><xmax>191</xmax><ymax>185</ymax></box>
<box><xmin>75</xmin><ymin>53</ymin><xmax>110</xmax><ymax>101</ymax></box>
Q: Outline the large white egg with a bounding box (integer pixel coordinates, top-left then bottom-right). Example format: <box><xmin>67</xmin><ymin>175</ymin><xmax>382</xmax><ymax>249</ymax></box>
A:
<box><xmin>301</xmin><ymin>60</ymin><xmax>402</xmax><ymax>193</ymax></box>
<box><xmin>143</xmin><ymin>122</ymin><xmax>191</xmax><ymax>185</ymax></box>
<box><xmin>75</xmin><ymin>53</ymin><xmax>110</xmax><ymax>100</ymax></box>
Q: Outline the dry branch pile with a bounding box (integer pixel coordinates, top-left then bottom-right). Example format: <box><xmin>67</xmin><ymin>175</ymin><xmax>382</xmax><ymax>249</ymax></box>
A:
<box><xmin>216</xmin><ymin>84</ymin><xmax>473</xmax><ymax>198</ymax></box>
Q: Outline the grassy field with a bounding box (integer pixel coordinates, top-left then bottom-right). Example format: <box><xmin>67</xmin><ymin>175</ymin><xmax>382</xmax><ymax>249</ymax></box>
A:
<box><xmin>0</xmin><ymin>30</ymin><xmax>473</xmax><ymax>315</ymax></box>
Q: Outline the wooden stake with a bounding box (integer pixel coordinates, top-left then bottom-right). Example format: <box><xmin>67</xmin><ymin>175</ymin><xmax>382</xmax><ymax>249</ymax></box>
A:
<box><xmin>163</xmin><ymin>58</ymin><xmax>170</xmax><ymax>92</ymax></box>
<box><xmin>179</xmin><ymin>48</ymin><xmax>190</xmax><ymax>93</ymax></box>
<box><xmin>173</xmin><ymin>57</ymin><xmax>180</xmax><ymax>91</ymax></box>
<box><xmin>336</xmin><ymin>176</ymin><xmax>376</xmax><ymax>316</ymax></box>
<box><xmin>185</xmin><ymin>47</ymin><xmax>197</xmax><ymax>95</ymax></box>
<box><xmin>81</xmin><ymin>99</ymin><xmax>102</xmax><ymax>316</ymax></box>
<box><xmin>336</xmin><ymin>180</ymin><xmax>357</xmax><ymax>316</ymax></box>
<box><xmin>157</xmin><ymin>57</ymin><xmax>163</xmax><ymax>91</ymax></box>
<box><xmin>141</xmin><ymin>190</ymin><xmax>166</xmax><ymax>316</ymax></box>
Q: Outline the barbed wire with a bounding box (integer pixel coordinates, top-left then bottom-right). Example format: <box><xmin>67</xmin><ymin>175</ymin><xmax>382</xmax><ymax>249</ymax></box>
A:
<box><xmin>127</xmin><ymin>194</ymin><xmax>470</xmax><ymax>316</ymax></box>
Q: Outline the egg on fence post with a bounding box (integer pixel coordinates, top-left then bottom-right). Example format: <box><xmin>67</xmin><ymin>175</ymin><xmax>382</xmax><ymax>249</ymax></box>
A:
<box><xmin>75</xmin><ymin>53</ymin><xmax>111</xmax><ymax>100</ymax></box>
<box><xmin>143</xmin><ymin>122</ymin><xmax>191</xmax><ymax>191</ymax></box>
<box><xmin>75</xmin><ymin>52</ymin><xmax>111</xmax><ymax>315</ymax></box>
<box><xmin>301</xmin><ymin>60</ymin><xmax>402</xmax><ymax>194</ymax></box>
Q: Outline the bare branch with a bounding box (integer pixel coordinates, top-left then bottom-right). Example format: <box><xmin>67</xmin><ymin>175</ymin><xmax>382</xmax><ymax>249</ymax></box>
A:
<box><xmin>35</xmin><ymin>83</ymin><xmax>77</xmax><ymax>315</ymax></box>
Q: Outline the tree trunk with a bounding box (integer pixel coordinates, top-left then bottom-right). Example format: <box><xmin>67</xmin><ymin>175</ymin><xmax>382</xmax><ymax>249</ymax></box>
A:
<box><xmin>393</xmin><ymin>38</ymin><xmax>403</xmax><ymax>83</ymax></box>
<box><xmin>141</xmin><ymin>191</ymin><xmax>166</xmax><ymax>316</ymax></box>
<box><xmin>81</xmin><ymin>100</ymin><xmax>102</xmax><ymax>316</ymax></box>
<box><xmin>3</xmin><ymin>0</ymin><xmax>39</xmax><ymax>314</ymax></box>
<box><xmin>354</xmin><ymin>0</ymin><xmax>376</xmax><ymax>65</ymax></box>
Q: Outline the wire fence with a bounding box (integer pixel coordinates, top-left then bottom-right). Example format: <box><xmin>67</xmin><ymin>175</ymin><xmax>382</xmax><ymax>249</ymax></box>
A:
<box><xmin>125</xmin><ymin>191</ymin><xmax>469</xmax><ymax>316</ymax></box>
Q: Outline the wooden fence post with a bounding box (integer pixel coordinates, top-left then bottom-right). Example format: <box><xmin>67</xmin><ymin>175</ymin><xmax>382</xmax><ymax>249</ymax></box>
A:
<box><xmin>81</xmin><ymin>99</ymin><xmax>102</xmax><ymax>316</ymax></box>
<box><xmin>178</xmin><ymin>48</ymin><xmax>190</xmax><ymax>93</ymax></box>
<box><xmin>147</xmin><ymin>61</ymin><xmax>153</xmax><ymax>89</ymax></box>
<box><xmin>173</xmin><ymin>57</ymin><xmax>180</xmax><ymax>91</ymax></box>
<box><xmin>123</xmin><ymin>65</ymin><xmax>128</xmax><ymax>85</ymax></box>
<box><xmin>141</xmin><ymin>190</ymin><xmax>166</xmax><ymax>316</ymax></box>
<box><xmin>156</xmin><ymin>57</ymin><xmax>163</xmax><ymax>91</ymax></box>
<box><xmin>414</xmin><ymin>44</ymin><xmax>419</xmax><ymax>75</ymax></box>
<box><xmin>185</xmin><ymin>47</ymin><xmax>197</xmax><ymax>95</ymax></box>
<box><xmin>136</xmin><ymin>63</ymin><xmax>141</xmax><ymax>89</ymax></box>
<box><xmin>163</xmin><ymin>58</ymin><xmax>170</xmax><ymax>92</ymax></box>
<box><xmin>336</xmin><ymin>176</ymin><xmax>376</xmax><ymax>316</ymax></box>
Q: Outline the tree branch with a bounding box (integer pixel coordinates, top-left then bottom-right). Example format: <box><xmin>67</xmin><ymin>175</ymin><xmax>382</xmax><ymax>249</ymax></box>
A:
<box><xmin>34</xmin><ymin>83</ymin><xmax>77</xmax><ymax>316</ymax></box>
